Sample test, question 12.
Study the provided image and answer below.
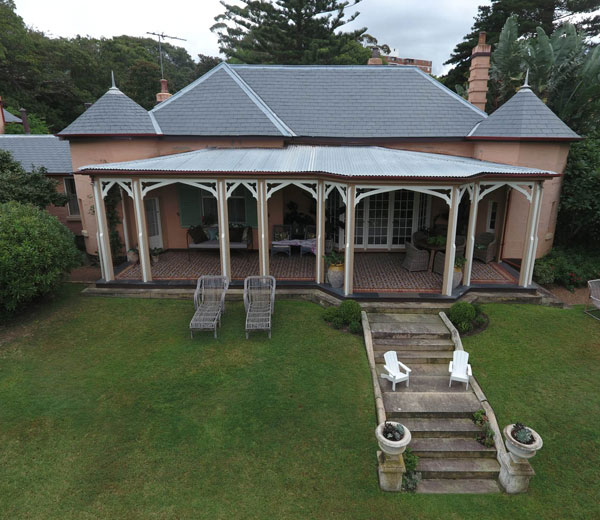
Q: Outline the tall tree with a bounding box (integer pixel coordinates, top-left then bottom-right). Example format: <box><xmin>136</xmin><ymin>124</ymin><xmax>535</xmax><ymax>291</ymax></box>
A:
<box><xmin>441</xmin><ymin>0</ymin><xmax>600</xmax><ymax>93</ymax></box>
<box><xmin>489</xmin><ymin>16</ymin><xmax>600</xmax><ymax>132</ymax></box>
<box><xmin>211</xmin><ymin>0</ymin><xmax>371</xmax><ymax>65</ymax></box>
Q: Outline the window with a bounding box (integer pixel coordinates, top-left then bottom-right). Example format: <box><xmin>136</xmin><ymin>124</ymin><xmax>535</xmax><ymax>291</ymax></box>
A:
<box><xmin>227</xmin><ymin>187</ymin><xmax>246</xmax><ymax>224</ymax></box>
<box><xmin>487</xmin><ymin>201</ymin><xmax>498</xmax><ymax>232</ymax></box>
<box><xmin>201</xmin><ymin>192</ymin><xmax>217</xmax><ymax>224</ymax></box>
<box><xmin>391</xmin><ymin>190</ymin><xmax>414</xmax><ymax>245</ymax></box>
<box><xmin>64</xmin><ymin>178</ymin><xmax>80</xmax><ymax>216</ymax></box>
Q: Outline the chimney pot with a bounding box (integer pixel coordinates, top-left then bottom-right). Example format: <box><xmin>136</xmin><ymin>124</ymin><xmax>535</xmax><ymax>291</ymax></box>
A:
<box><xmin>19</xmin><ymin>108</ymin><xmax>31</xmax><ymax>134</ymax></box>
<box><xmin>478</xmin><ymin>32</ymin><xmax>487</xmax><ymax>45</ymax></box>
<box><xmin>156</xmin><ymin>78</ymin><xmax>172</xmax><ymax>103</ymax></box>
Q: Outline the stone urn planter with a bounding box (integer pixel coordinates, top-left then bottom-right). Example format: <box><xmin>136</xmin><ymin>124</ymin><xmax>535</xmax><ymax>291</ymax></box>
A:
<box><xmin>452</xmin><ymin>267</ymin><xmax>463</xmax><ymax>289</ymax></box>
<box><xmin>327</xmin><ymin>263</ymin><xmax>344</xmax><ymax>289</ymax></box>
<box><xmin>504</xmin><ymin>424</ymin><xmax>543</xmax><ymax>462</ymax></box>
<box><xmin>127</xmin><ymin>248</ymin><xmax>139</xmax><ymax>264</ymax></box>
<box><xmin>375</xmin><ymin>422</ymin><xmax>412</xmax><ymax>456</ymax></box>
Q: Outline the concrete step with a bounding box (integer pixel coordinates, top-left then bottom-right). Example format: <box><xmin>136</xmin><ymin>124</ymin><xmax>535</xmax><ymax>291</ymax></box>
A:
<box><xmin>378</xmin><ymin>363</ymin><xmax>449</xmax><ymax>376</ymax></box>
<box><xmin>399</xmin><ymin>418</ymin><xmax>480</xmax><ymax>438</ymax></box>
<box><xmin>370</xmin><ymin>321</ymin><xmax>451</xmax><ymax>340</ymax></box>
<box><xmin>470</xmin><ymin>292</ymin><xmax>543</xmax><ymax>305</ymax></box>
<box><xmin>373</xmin><ymin>338</ymin><xmax>454</xmax><ymax>351</ymax></box>
<box><xmin>417</xmin><ymin>458</ymin><xmax>500</xmax><ymax>479</ymax></box>
<box><xmin>378</xmin><ymin>375</ymin><xmax>471</xmax><ymax>393</ymax></box>
<box><xmin>361</xmin><ymin>303</ymin><xmax>451</xmax><ymax>314</ymax></box>
<box><xmin>385</xmin><ymin>392</ymin><xmax>481</xmax><ymax>418</ymax></box>
<box><xmin>410</xmin><ymin>438</ymin><xmax>496</xmax><ymax>459</ymax></box>
<box><xmin>374</xmin><ymin>350</ymin><xmax>453</xmax><ymax>364</ymax></box>
<box><xmin>367</xmin><ymin>313</ymin><xmax>443</xmax><ymax>324</ymax></box>
<box><xmin>417</xmin><ymin>479</ymin><xmax>501</xmax><ymax>494</ymax></box>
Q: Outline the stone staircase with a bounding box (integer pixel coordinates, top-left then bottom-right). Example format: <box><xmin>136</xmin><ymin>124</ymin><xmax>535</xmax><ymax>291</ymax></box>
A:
<box><xmin>370</xmin><ymin>312</ymin><xmax>501</xmax><ymax>494</ymax></box>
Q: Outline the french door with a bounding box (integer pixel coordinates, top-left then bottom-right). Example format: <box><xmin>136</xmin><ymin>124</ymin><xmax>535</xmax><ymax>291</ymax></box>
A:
<box><xmin>144</xmin><ymin>197</ymin><xmax>163</xmax><ymax>249</ymax></box>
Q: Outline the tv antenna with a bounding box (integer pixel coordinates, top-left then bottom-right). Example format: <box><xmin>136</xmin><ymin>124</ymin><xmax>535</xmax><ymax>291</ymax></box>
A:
<box><xmin>147</xmin><ymin>32</ymin><xmax>187</xmax><ymax>78</ymax></box>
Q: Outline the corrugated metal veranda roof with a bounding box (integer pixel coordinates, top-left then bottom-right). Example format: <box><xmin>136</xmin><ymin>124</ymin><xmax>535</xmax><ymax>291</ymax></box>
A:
<box><xmin>80</xmin><ymin>145</ymin><xmax>556</xmax><ymax>179</ymax></box>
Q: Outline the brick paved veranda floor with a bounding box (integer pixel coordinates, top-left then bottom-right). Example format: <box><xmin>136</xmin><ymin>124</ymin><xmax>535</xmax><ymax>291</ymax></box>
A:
<box><xmin>115</xmin><ymin>251</ymin><xmax>517</xmax><ymax>292</ymax></box>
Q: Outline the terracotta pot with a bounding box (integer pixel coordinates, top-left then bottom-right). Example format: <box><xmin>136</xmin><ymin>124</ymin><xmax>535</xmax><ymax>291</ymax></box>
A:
<box><xmin>504</xmin><ymin>424</ymin><xmax>543</xmax><ymax>462</ymax></box>
<box><xmin>327</xmin><ymin>263</ymin><xmax>344</xmax><ymax>288</ymax></box>
<box><xmin>375</xmin><ymin>422</ymin><xmax>412</xmax><ymax>455</ymax></box>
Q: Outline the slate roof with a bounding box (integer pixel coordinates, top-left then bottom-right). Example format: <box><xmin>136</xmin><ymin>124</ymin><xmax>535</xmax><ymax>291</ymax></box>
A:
<box><xmin>469</xmin><ymin>86</ymin><xmax>580</xmax><ymax>140</ymax></box>
<box><xmin>151</xmin><ymin>63</ymin><xmax>487</xmax><ymax>138</ymax></box>
<box><xmin>80</xmin><ymin>145</ymin><xmax>555</xmax><ymax>179</ymax></box>
<box><xmin>0</xmin><ymin>135</ymin><xmax>72</xmax><ymax>174</ymax></box>
<box><xmin>2</xmin><ymin>108</ymin><xmax>22</xmax><ymax>123</ymax></box>
<box><xmin>58</xmin><ymin>87</ymin><xmax>158</xmax><ymax>136</ymax></box>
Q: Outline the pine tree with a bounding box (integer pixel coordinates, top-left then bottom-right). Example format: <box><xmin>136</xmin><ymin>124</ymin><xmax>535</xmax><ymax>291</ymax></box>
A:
<box><xmin>211</xmin><ymin>0</ymin><xmax>370</xmax><ymax>65</ymax></box>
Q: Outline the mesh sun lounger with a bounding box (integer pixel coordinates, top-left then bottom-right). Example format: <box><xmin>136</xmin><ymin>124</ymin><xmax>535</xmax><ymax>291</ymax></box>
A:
<box><xmin>190</xmin><ymin>275</ymin><xmax>229</xmax><ymax>339</ymax></box>
<box><xmin>244</xmin><ymin>275</ymin><xmax>276</xmax><ymax>339</ymax></box>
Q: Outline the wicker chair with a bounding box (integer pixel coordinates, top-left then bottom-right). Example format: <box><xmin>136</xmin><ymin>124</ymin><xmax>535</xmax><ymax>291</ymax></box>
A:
<box><xmin>412</xmin><ymin>230</ymin><xmax>429</xmax><ymax>248</ymax></box>
<box><xmin>189</xmin><ymin>275</ymin><xmax>229</xmax><ymax>339</ymax></box>
<box><xmin>244</xmin><ymin>275</ymin><xmax>276</xmax><ymax>339</ymax></box>
<box><xmin>271</xmin><ymin>225</ymin><xmax>292</xmax><ymax>257</ymax></box>
<box><xmin>585</xmin><ymin>279</ymin><xmax>600</xmax><ymax>321</ymax></box>
<box><xmin>433</xmin><ymin>251</ymin><xmax>445</xmax><ymax>275</ymax></box>
<box><xmin>473</xmin><ymin>232</ymin><xmax>497</xmax><ymax>264</ymax></box>
<box><xmin>402</xmin><ymin>241</ymin><xmax>429</xmax><ymax>272</ymax></box>
<box><xmin>301</xmin><ymin>225</ymin><xmax>316</xmax><ymax>256</ymax></box>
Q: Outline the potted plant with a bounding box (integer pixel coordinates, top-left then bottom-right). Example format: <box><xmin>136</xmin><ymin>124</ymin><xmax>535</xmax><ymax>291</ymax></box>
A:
<box><xmin>127</xmin><ymin>247</ymin><xmax>139</xmax><ymax>264</ymax></box>
<box><xmin>504</xmin><ymin>423</ymin><xmax>543</xmax><ymax>461</ymax></box>
<box><xmin>454</xmin><ymin>255</ymin><xmax>466</xmax><ymax>289</ymax></box>
<box><xmin>375</xmin><ymin>421</ymin><xmax>412</xmax><ymax>455</ymax></box>
<box><xmin>323</xmin><ymin>251</ymin><xmax>344</xmax><ymax>289</ymax></box>
<box><xmin>150</xmin><ymin>247</ymin><xmax>163</xmax><ymax>265</ymax></box>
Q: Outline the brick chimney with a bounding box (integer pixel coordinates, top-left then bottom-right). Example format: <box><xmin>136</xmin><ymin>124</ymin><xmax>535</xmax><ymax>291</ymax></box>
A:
<box><xmin>19</xmin><ymin>108</ymin><xmax>30</xmax><ymax>134</ymax></box>
<box><xmin>368</xmin><ymin>47</ymin><xmax>382</xmax><ymax>65</ymax></box>
<box><xmin>467</xmin><ymin>32</ymin><xmax>492</xmax><ymax>111</ymax></box>
<box><xmin>0</xmin><ymin>97</ymin><xmax>5</xmax><ymax>134</ymax></box>
<box><xmin>156</xmin><ymin>79</ymin><xmax>172</xmax><ymax>103</ymax></box>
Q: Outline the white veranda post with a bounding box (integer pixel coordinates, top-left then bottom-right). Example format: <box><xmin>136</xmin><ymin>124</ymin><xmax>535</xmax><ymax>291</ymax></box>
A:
<box><xmin>132</xmin><ymin>178</ymin><xmax>152</xmax><ymax>282</ymax></box>
<box><xmin>92</xmin><ymin>179</ymin><xmax>114</xmax><ymax>281</ymax></box>
<box><xmin>519</xmin><ymin>181</ymin><xmax>544</xmax><ymax>287</ymax></box>
<box><xmin>216</xmin><ymin>179</ymin><xmax>231</xmax><ymax>280</ymax></box>
<box><xmin>316</xmin><ymin>180</ymin><xmax>326</xmax><ymax>283</ymax></box>
<box><xmin>463</xmin><ymin>182</ymin><xmax>480</xmax><ymax>287</ymax></box>
<box><xmin>256</xmin><ymin>180</ymin><xmax>269</xmax><ymax>276</ymax></box>
<box><xmin>344</xmin><ymin>185</ymin><xmax>356</xmax><ymax>296</ymax></box>
<box><xmin>442</xmin><ymin>186</ymin><xmax>460</xmax><ymax>296</ymax></box>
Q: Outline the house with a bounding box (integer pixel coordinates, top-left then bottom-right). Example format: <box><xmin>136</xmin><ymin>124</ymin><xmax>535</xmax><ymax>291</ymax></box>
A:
<box><xmin>57</xmin><ymin>33</ymin><xmax>579</xmax><ymax>297</ymax></box>
<box><xmin>0</xmin><ymin>134</ymin><xmax>82</xmax><ymax>236</ymax></box>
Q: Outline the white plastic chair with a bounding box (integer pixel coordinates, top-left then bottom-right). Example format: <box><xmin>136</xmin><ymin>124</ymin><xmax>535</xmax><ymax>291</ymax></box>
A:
<box><xmin>585</xmin><ymin>279</ymin><xmax>600</xmax><ymax>321</ymax></box>
<box><xmin>449</xmin><ymin>350</ymin><xmax>472</xmax><ymax>390</ymax></box>
<box><xmin>380</xmin><ymin>351</ymin><xmax>411</xmax><ymax>390</ymax></box>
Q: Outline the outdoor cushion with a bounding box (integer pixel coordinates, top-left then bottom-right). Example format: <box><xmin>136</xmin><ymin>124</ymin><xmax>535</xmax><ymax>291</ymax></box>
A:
<box><xmin>305</xmin><ymin>230</ymin><xmax>316</xmax><ymax>239</ymax></box>
<box><xmin>189</xmin><ymin>225</ymin><xmax>208</xmax><ymax>244</ymax></box>
<box><xmin>206</xmin><ymin>227</ymin><xmax>218</xmax><ymax>240</ymax></box>
<box><xmin>273</xmin><ymin>230</ymin><xmax>290</xmax><ymax>241</ymax></box>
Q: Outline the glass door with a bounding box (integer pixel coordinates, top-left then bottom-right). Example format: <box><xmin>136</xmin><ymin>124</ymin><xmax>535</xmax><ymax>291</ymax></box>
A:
<box><xmin>367</xmin><ymin>192</ymin><xmax>390</xmax><ymax>246</ymax></box>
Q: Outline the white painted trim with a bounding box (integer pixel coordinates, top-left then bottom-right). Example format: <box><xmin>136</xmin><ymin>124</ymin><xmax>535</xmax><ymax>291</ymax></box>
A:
<box><xmin>486</xmin><ymin>200</ymin><xmax>499</xmax><ymax>233</ymax></box>
<box><xmin>266</xmin><ymin>180</ymin><xmax>317</xmax><ymax>200</ymax></box>
<box><xmin>148</xmin><ymin>111</ymin><xmax>163</xmax><ymax>135</ymax></box>
<box><xmin>140</xmin><ymin>178</ymin><xmax>217</xmax><ymax>198</ymax></box>
<box><xmin>120</xmin><ymin>187</ymin><xmax>130</xmax><ymax>252</ymax></box>
<box><xmin>478</xmin><ymin>181</ymin><xmax>533</xmax><ymax>203</ymax></box>
<box><xmin>344</xmin><ymin>185</ymin><xmax>356</xmax><ymax>296</ymax></box>
<box><xmin>92</xmin><ymin>179</ymin><xmax>114</xmax><ymax>281</ymax></box>
<box><xmin>442</xmin><ymin>186</ymin><xmax>460</xmax><ymax>296</ymax></box>
<box><xmin>464</xmin><ymin>182</ymin><xmax>480</xmax><ymax>287</ymax></box>
<box><xmin>325</xmin><ymin>182</ymin><xmax>347</xmax><ymax>205</ymax></box>
<box><xmin>527</xmin><ymin>183</ymin><xmax>544</xmax><ymax>286</ymax></box>
<box><xmin>132</xmin><ymin>179</ymin><xmax>152</xmax><ymax>282</ymax></box>
<box><xmin>144</xmin><ymin>197</ymin><xmax>164</xmax><ymax>250</ymax></box>
<box><xmin>355</xmin><ymin>184</ymin><xmax>452</xmax><ymax>206</ymax></box>
<box><xmin>101</xmin><ymin>180</ymin><xmax>116</xmax><ymax>198</ymax></box>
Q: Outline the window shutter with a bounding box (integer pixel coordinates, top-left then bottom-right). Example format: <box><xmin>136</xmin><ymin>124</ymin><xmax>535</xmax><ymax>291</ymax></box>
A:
<box><xmin>177</xmin><ymin>184</ymin><xmax>202</xmax><ymax>228</ymax></box>
<box><xmin>244</xmin><ymin>189</ymin><xmax>258</xmax><ymax>227</ymax></box>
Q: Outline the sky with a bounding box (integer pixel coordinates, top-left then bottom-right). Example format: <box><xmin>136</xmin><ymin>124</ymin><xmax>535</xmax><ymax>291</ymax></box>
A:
<box><xmin>13</xmin><ymin>0</ymin><xmax>491</xmax><ymax>75</ymax></box>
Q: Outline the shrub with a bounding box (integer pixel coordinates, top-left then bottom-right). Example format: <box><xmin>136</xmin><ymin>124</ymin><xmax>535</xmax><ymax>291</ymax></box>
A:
<box><xmin>322</xmin><ymin>307</ymin><xmax>338</xmax><ymax>322</ymax></box>
<box><xmin>338</xmin><ymin>299</ymin><xmax>361</xmax><ymax>325</ymax></box>
<box><xmin>533</xmin><ymin>247</ymin><xmax>600</xmax><ymax>290</ymax></box>
<box><xmin>0</xmin><ymin>202</ymin><xmax>80</xmax><ymax>316</ymax></box>
<box><xmin>402</xmin><ymin>448</ymin><xmax>420</xmax><ymax>492</ymax></box>
<box><xmin>533</xmin><ymin>258</ymin><xmax>556</xmax><ymax>285</ymax></box>
<box><xmin>348</xmin><ymin>320</ymin><xmax>362</xmax><ymax>334</ymax></box>
<box><xmin>448</xmin><ymin>302</ymin><xmax>477</xmax><ymax>333</ymax></box>
<box><xmin>331</xmin><ymin>316</ymin><xmax>344</xmax><ymax>329</ymax></box>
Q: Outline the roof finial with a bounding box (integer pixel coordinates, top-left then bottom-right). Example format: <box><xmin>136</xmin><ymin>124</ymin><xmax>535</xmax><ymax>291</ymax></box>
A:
<box><xmin>111</xmin><ymin>70</ymin><xmax>117</xmax><ymax>89</ymax></box>
<box><xmin>522</xmin><ymin>68</ymin><xmax>530</xmax><ymax>89</ymax></box>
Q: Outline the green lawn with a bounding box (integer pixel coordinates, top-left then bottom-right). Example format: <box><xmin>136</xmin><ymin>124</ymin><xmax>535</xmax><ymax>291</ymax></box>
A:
<box><xmin>0</xmin><ymin>285</ymin><xmax>598</xmax><ymax>519</ymax></box>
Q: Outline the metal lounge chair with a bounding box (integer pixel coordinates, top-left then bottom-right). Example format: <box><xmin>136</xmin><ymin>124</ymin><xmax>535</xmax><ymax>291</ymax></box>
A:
<box><xmin>189</xmin><ymin>275</ymin><xmax>229</xmax><ymax>339</ymax></box>
<box><xmin>244</xmin><ymin>275</ymin><xmax>276</xmax><ymax>339</ymax></box>
<box><xmin>271</xmin><ymin>225</ymin><xmax>292</xmax><ymax>257</ymax></box>
<box><xmin>585</xmin><ymin>279</ymin><xmax>600</xmax><ymax>321</ymax></box>
<box><xmin>380</xmin><ymin>351</ymin><xmax>411</xmax><ymax>390</ymax></box>
<box><xmin>449</xmin><ymin>350</ymin><xmax>472</xmax><ymax>390</ymax></box>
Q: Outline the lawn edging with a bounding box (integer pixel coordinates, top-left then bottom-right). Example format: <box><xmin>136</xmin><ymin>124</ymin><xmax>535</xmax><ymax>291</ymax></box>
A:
<box><xmin>439</xmin><ymin>310</ymin><xmax>537</xmax><ymax>494</ymax></box>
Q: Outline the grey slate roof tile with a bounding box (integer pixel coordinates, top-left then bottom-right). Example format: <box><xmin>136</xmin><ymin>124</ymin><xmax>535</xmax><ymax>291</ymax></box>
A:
<box><xmin>0</xmin><ymin>135</ymin><xmax>72</xmax><ymax>173</ymax></box>
<box><xmin>471</xmin><ymin>87</ymin><xmax>579</xmax><ymax>139</ymax></box>
<box><xmin>2</xmin><ymin>108</ymin><xmax>22</xmax><ymax>123</ymax></box>
<box><xmin>58</xmin><ymin>88</ymin><xmax>156</xmax><ymax>136</ymax></box>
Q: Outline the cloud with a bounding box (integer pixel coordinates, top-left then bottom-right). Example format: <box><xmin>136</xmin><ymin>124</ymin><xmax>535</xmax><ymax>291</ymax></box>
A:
<box><xmin>14</xmin><ymin>0</ymin><xmax>488</xmax><ymax>74</ymax></box>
